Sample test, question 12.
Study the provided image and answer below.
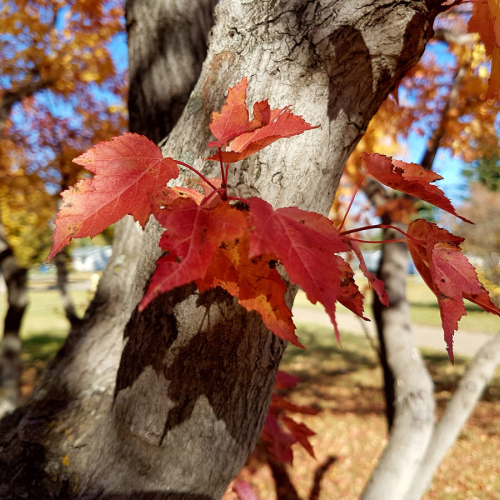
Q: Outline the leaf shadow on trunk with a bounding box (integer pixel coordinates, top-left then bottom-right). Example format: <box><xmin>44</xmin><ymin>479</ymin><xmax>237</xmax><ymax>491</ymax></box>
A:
<box><xmin>114</xmin><ymin>284</ymin><xmax>285</xmax><ymax>445</ymax></box>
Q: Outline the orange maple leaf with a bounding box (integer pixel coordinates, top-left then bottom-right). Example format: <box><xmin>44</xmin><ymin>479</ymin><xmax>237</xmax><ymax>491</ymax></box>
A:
<box><xmin>47</xmin><ymin>133</ymin><xmax>179</xmax><ymax>261</ymax></box>
<box><xmin>206</xmin><ymin>77</ymin><xmax>318</xmax><ymax>163</ymax></box>
<box><xmin>197</xmin><ymin>237</ymin><xmax>299</xmax><ymax>347</ymax></box>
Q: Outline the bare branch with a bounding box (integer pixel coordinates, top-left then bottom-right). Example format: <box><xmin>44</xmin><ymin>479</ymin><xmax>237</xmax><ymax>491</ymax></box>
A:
<box><xmin>433</xmin><ymin>28</ymin><xmax>474</xmax><ymax>46</ymax></box>
<box><xmin>406</xmin><ymin>331</ymin><xmax>500</xmax><ymax>499</ymax></box>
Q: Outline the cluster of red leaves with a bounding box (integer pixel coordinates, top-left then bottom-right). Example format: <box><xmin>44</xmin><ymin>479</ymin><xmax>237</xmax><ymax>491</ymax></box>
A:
<box><xmin>232</xmin><ymin>371</ymin><xmax>319</xmax><ymax>500</ymax></box>
<box><xmin>47</xmin><ymin>77</ymin><xmax>500</xmax><ymax>360</ymax></box>
<box><xmin>260</xmin><ymin>371</ymin><xmax>318</xmax><ymax>464</ymax></box>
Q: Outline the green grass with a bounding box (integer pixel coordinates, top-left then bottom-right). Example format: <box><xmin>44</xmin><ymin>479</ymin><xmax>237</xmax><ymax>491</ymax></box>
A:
<box><xmin>0</xmin><ymin>289</ymin><xmax>92</xmax><ymax>363</ymax></box>
<box><xmin>294</xmin><ymin>275</ymin><xmax>500</xmax><ymax>334</ymax></box>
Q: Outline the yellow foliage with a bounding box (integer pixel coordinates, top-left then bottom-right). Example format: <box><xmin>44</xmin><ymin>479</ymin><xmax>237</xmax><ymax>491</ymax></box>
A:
<box><xmin>0</xmin><ymin>0</ymin><xmax>127</xmax><ymax>266</ymax></box>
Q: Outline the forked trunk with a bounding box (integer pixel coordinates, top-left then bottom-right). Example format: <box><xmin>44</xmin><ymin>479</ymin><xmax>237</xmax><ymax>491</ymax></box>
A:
<box><xmin>0</xmin><ymin>1</ymin><xmax>436</xmax><ymax>498</ymax></box>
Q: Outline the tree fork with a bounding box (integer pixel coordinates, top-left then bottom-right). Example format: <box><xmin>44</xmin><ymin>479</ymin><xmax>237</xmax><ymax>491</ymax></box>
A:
<box><xmin>0</xmin><ymin>0</ymin><xmax>437</xmax><ymax>498</ymax></box>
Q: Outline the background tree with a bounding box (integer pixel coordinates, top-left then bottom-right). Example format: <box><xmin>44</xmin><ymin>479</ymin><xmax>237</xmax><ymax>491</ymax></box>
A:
<box><xmin>0</xmin><ymin>0</ymin><xmax>125</xmax><ymax>413</ymax></box>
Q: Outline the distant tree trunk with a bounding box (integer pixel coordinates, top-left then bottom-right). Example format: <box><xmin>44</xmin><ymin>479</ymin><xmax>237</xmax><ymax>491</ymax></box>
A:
<box><xmin>361</xmin><ymin>229</ymin><xmax>435</xmax><ymax>500</ymax></box>
<box><xmin>0</xmin><ymin>222</ymin><xmax>27</xmax><ymax>417</ymax></box>
<box><xmin>0</xmin><ymin>1</ymin><xmax>436</xmax><ymax>498</ymax></box>
<box><xmin>53</xmin><ymin>249</ymin><xmax>82</xmax><ymax>327</ymax></box>
<box><xmin>370</xmin><ymin>58</ymin><xmax>469</xmax><ymax>431</ymax></box>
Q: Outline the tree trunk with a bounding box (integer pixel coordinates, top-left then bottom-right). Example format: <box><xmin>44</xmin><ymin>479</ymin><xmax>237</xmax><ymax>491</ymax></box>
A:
<box><xmin>0</xmin><ymin>1</ymin><xmax>437</xmax><ymax>498</ymax></box>
<box><xmin>361</xmin><ymin>230</ymin><xmax>435</xmax><ymax>500</ymax></box>
<box><xmin>0</xmin><ymin>222</ymin><xmax>28</xmax><ymax>417</ymax></box>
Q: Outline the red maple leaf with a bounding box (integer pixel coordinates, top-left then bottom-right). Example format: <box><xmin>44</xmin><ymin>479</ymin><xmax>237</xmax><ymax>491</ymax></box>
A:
<box><xmin>282</xmin><ymin>416</ymin><xmax>316</xmax><ymax>458</ymax></box>
<box><xmin>155</xmin><ymin>177</ymin><xmax>222</xmax><ymax>208</ymax></box>
<box><xmin>335</xmin><ymin>255</ymin><xmax>369</xmax><ymax>321</ymax></box>
<box><xmin>47</xmin><ymin>133</ymin><xmax>179</xmax><ymax>261</ymax></box>
<box><xmin>260</xmin><ymin>371</ymin><xmax>318</xmax><ymax>463</ymax></box>
<box><xmin>207</xmin><ymin>77</ymin><xmax>252</xmax><ymax>148</ymax></box>
<box><xmin>361</xmin><ymin>153</ymin><xmax>472</xmax><ymax>224</ymax></box>
<box><xmin>274</xmin><ymin>370</ymin><xmax>300</xmax><ymax>390</ymax></box>
<box><xmin>406</xmin><ymin>219</ymin><xmax>500</xmax><ymax>361</ymax></box>
<box><xmin>205</xmin><ymin>77</ymin><xmax>318</xmax><ymax>163</ymax></box>
<box><xmin>44</xmin><ymin>79</ymin><xmax>500</xmax><ymax>365</ymax></box>
<box><xmin>139</xmin><ymin>198</ymin><xmax>248</xmax><ymax>311</ymax></box>
<box><xmin>248</xmin><ymin>197</ymin><xmax>350</xmax><ymax>343</ymax></box>
<box><xmin>261</xmin><ymin>413</ymin><xmax>296</xmax><ymax>464</ymax></box>
<box><xmin>197</xmin><ymin>237</ymin><xmax>300</xmax><ymax>347</ymax></box>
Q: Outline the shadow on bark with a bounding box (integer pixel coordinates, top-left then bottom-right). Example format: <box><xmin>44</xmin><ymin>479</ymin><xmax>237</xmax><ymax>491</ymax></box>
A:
<box><xmin>114</xmin><ymin>285</ymin><xmax>285</xmax><ymax>442</ymax></box>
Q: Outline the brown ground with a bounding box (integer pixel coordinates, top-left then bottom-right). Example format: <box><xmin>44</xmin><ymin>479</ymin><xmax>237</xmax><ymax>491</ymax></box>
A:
<box><xmin>17</xmin><ymin>321</ymin><xmax>500</xmax><ymax>500</ymax></box>
<box><xmin>226</xmin><ymin>323</ymin><xmax>500</xmax><ymax>500</ymax></box>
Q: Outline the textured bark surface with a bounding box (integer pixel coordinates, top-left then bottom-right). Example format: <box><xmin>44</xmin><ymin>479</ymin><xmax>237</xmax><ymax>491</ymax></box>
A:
<box><xmin>0</xmin><ymin>223</ymin><xmax>28</xmax><ymax>417</ymax></box>
<box><xmin>127</xmin><ymin>0</ymin><xmax>217</xmax><ymax>144</ymax></box>
<box><xmin>0</xmin><ymin>1</ymin><xmax>437</xmax><ymax>498</ymax></box>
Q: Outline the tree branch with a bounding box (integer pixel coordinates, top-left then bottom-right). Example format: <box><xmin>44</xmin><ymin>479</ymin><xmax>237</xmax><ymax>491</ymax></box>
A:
<box><xmin>0</xmin><ymin>76</ymin><xmax>55</xmax><ymax>130</ymax></box>
<box><xmin>433</xmin><ymin>28</ymin><xmax>474</xmax><ymax>46</ymax></box>
<box><xmin>406</xmin><ymin>331</ymin><xmax>500</xmax><ymax>499</ymax></box>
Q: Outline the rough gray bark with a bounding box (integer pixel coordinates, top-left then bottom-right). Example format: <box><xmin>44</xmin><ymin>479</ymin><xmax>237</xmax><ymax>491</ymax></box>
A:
<box><xmin>0</xmin><ymin>0</ymin><xmax>217</xmax><ymax>497</ymax></box>
<box><xmin>127</xmin><ymin>0</ymin><xmax>217</xmax><ymax>144</ymax></box>
<box><xmin>0</xmin><ymin>223</ymin><xmax>27</xmax><ymax>417</ymax></box>
<box><xmin>0</xmin><ymin>1</ymin><xmax>437</xmax><ymax>498</ymax></box>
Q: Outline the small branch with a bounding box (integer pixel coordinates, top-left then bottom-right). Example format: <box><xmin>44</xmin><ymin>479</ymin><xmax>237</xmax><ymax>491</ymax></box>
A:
<box><xmin>339</xmin><ymin>174</ymin><xmax>366</xmax><ymax>231</ymax></box>
<box><xmin>309</xmin><ymin>456</ymin><xmax>337</xmax><ymax>500</ymax></box>
<box><xmin>419</xmin><ymin>60</ymin><xmax>469</xmax><ymax>171</ymax></box>
<box><xmin>340</xmin><ymin>224</ymin><xmax>423</xmax><ymax>247</ymax></box>
<box><xmin>357</xmin><ymin>317</ymin><xmax>380</xmax><ymax>357</ymax></box>
<box><xmin>340</xmin><ymin>224</ymin><xmax>407</xmax><ymax>238</ymax></box>
<box><xmin>199</xmin><ymin>188</ymin><xmax>225</xmax><ymax>208</ymax></box>
<box><xmin>341</xmin><ymin>236</ymin><xmax>407</xmax><ymax>245</ymax></box>
<box><xmin>267</xmin><ymin>456</ymin><xmax>301</xmax><ymax>500</ymax></box>
<box><xmin>218</xmin><ymin>148</ymin><xmax>226</xmax><ymax>184</ymax></box>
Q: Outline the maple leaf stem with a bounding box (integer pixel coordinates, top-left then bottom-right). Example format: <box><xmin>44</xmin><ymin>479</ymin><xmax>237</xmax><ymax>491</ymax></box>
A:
<box><xmin>340</xmin><ymin>224</ymin><xmax>424</xmax><ymax>247</ymax></box>
<box><xmin>175</xmin><ymin>160</ymin><xmax>217</xmax><ymax>191</ymax></box>
<box><xmin>338</xmin><ymin>174</ymin><xmax>366</xmax><ymax>231</ymax></box>
<box><xmin>218</xmin><ymin>148</ymin><xmax>226</xmax><ymax>184</ymax></box>
<box><xmin>225</xmin><ymin>163</ymin><xmax>230</xmax><ymax>183</ymax></box>
<box><xmin>199</xmin><ymin>188</ymin><xmax>225</xmax><ymax>208</ymax></box>
<box><xmin>342</xmin><ymin>236</ymin><xmax>408</xmax><ymax>245</ymax></box>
